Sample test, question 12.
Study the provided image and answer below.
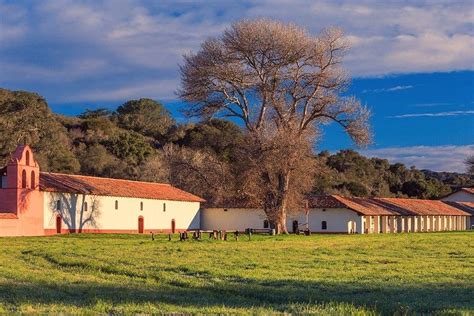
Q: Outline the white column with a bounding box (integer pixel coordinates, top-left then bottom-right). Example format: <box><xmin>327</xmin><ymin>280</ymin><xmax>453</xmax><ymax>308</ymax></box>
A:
<box><xmin>411</xmin><ymin>217</ymin><xmax>417</xmax><ymax>232</ymax></box>
<box><xmin>391</xmin><ymin>216</ymin><xmax>397</xmax><ymax>233</ymax></box>
<box><xmin>374</xmin><ymin>216</ymin><xmax>379</xmax><ymax>234</ymax></box>
<box><xmin>404</xmin><ymin>217</ymin><xmax>410</xmax><ymax>232</ymax></box>
<box><xmin>358</xmin><ymin>216</ymin><xmax>364</xmax><ymax>234</ymax></box>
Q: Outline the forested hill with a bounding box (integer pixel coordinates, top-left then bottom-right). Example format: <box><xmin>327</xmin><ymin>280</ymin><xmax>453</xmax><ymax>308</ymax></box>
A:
<box><xmin>1</xmin><ymin>88</ymin><xmax>472</xmax><ymax>201</ymax></box>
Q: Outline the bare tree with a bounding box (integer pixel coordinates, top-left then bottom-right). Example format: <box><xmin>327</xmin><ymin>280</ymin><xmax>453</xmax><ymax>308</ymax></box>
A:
<box><xmin>163</xmin><ymin>144</ymin><xmax>234</xmax><ymax>206</ymax></box>
<box><xmin>179</xmin><ymin>19</ymin><xmax>371</xmax><ymax>232</ymax></box>
<box><xmin>466</xmin><ymin>155</ymin><xmax>474</xmax><ymax>175</ymax></box>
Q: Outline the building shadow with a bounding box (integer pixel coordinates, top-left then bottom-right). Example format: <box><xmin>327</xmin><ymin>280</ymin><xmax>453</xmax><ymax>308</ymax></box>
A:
<box><xmin>1</xmin><ymin>270</ymin><xmax>472</xmax><ymax>314</ymax></box>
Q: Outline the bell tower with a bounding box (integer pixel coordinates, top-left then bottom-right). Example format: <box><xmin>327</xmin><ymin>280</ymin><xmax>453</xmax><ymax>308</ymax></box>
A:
<box><xmin>0</xmin><ymin>144</ymin><xmax>45</xmax><ymax>236</ymax></box>
<box><xmin>6</xmin><ymin>145</ymin><xmax>40</xmax><ymax>190</ymax></box>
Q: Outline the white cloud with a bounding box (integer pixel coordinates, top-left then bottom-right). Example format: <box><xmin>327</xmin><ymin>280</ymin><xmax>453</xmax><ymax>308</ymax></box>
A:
<box><xmin>411</xmin><ymin>102</ymin><xmax>452</xmax><ymax>107</ymax></box>
<box><xmin>360</xmin><ymin>145</ymin><xmax>474</xmax><ymax>172</ymax></box>
<box><xmin>0</xmin><ymin>0</ymin><xmax>473</xmax><ymax>102</ymax></box>
<box><xmin>388</xmin><ymin>110</ymin><xmax>474</xmax><ymax>119</ymax></box>
<box><xmin>387</xmin><ymin>85</ymin><xmax>413</xmax><ymax>92</ymax></box>
<box><xmin>363</xmin><ymin>85</ymin><xmax>413</xmax><ymax>93</ymax></box>
<box><xmin>62</xmin><ymin>78</ymin><xmax>179</xmax><ymax>102</ymax></box>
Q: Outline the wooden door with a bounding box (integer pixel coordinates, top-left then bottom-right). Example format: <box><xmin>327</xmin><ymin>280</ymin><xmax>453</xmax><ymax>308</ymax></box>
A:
<box><xmin>56</xmin><ymin>215</ymin><xmax>62</xmax><ymax>234</ymax></box>
<box><xmin>171</xmin><ymin>219</ymin><xmax>176</xmax><ymax>233</ymax></box>
<box><xmin>138</xmin><ymin>217</ymin><xmax>144</xmax><ymax>234</ymax></box>
<box><xmin>292</xmin><ymin>220</ymin><xmax>298</xmax><ymax>233</ymax></box>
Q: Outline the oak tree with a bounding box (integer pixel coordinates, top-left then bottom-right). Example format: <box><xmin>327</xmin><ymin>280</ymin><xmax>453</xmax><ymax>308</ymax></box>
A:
<box><xmin>179</xmin><ymin>19</ymin><xmax>371</xmax><ymax>232</ymax></box>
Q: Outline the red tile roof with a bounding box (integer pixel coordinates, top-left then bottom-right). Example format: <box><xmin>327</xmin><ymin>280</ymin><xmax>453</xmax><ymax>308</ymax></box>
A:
<box><xmin>308</xmin><ymin>195</ymin><xmax>470</xmax><ymax>216</ymax></box>
<box><xmin>443</xmin><ymin>201</ymin><xmax>474</xmax><ymax>216</ymax></box>
<box><xmin>0</xmin><ymin>213</ymin><xmax>18</xmax><ymax>219</ymax></box>
<box><xmin>461</xmin><ymin>187</ymin><xmax>474</xmax><ymax>194</ymax></box>
<box><xmin>376</xmin><ymin>198</ymin><xmax>470</xmax><ymax>216</ymax></box>
<box><xmin>39</xmin><ymin>172</ymin><xmax>205</xmax><ymax>203</ymax></box>
<box><xmin>307</xmin><ymin>195</ymin><xmax>396</xmax><ymax>215</ymax></box>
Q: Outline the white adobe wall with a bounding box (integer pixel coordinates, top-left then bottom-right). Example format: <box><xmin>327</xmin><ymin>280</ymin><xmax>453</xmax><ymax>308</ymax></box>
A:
<box><xmin>200</xmin><ymin>208</ymin><xmax>267</xmax><ymax>231</ymax></box>
<box><xmin>200</xmin><ymin>207</ymin><xmax>358</xmax><ymax>233</ymax></box>
<box><xmin>308</xmin><ymin>208</ymin><xmax>360</xmax><ymax>233</ymax></box>
<box><xmin>43</xmin><ymin>192</ymin><xmax>200</xmax><ymax>232</ymax></box>
<box><xmin>442</xmin><ymin>191</ymin><xmax>474</xmax><ymax>202</ymax></box>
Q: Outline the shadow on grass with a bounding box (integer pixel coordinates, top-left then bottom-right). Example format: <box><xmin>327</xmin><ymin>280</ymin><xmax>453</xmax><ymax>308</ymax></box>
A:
<box><xmin>1</xmin><ymin>276</ymin><xmax>472</xmax><ymax>314</ymax></box>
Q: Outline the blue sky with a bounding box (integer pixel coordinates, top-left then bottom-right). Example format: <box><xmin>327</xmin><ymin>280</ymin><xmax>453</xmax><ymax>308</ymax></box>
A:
<box><xmin>0</xmin><ymin>0</ymin><xmax>473</xmax><ymax>172</ymax></box>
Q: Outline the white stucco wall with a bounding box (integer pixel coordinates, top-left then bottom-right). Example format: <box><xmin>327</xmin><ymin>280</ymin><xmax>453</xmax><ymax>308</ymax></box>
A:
<box><xmin>442</xmin><ymin>191</ymin><xmax>474</xmax><ymax>202</ymax></box>
<box><xmin>200</xmin><ymin>208</ymin><xmax>267</xmax><ymax>231</ymax></box>
<box><xmin>200</xmin><ymin>207</ymin><xmax>358</xmax><ymax>233</ymax></box>
<box><xmin>307</xmin><ymin>208</ymin><xmax>360</xmax><ymax>233</ymax></box>
<box><xmin>43</xmin><ymin>192</ymin><xmax>200</xmax><ymax>232</ymax></box>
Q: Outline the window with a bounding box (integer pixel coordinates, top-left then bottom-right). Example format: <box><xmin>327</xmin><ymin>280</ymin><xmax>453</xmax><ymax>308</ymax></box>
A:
<box><xmin>263</xmin><ymin>220</ymin><xmax>269</xmax><ymax>228</ymax></box>
<box><xmin>115</xmin><ymin>200</ymin><xmax>119</xmax><ymax>210</ymax></box>
<box><xmin>31</xmin><ymin>171</ymin><xmax>35</xmax><ymax>189</ymax></box>
<box><xmin>223</xmin><ymin>208</ymin><xmax>228</xmax><ymax>212</ymax></box>
<box><xmin>322</xmin><ymin>208</ymin><xmax>326</xmax><ymax>212</ymax></box>
<box><xmin>321</xmin><ymin>221</ymin><xmax>327</xmax><ymax>230</ymax></box>
<box><xmin>140</xmin><ymin>201</ymin><xmax>143</xmax><ymax>211</ymax></box>
<box><xmin>56</xmin><ymin>200</ymin><xmax>61</xmax><ymax>211</ymax></box>
<box><xmin>26</xmin><ymin>151</ymin><xmax>30</xmax><ymax>166</ymax></box>
<box><xmin>83</xmin><ymin>202</ymin><xmax>88</xmax><ymax>212</ymax></box>
<box><xmin>163</xmin><ymin>203</ymin><xmax>166</xmax><ymax>212</ymax></box>
<box><xmin>21</xmin><ymin>170</ymin><xmax>27</xmax><ymax>188</ymax></box>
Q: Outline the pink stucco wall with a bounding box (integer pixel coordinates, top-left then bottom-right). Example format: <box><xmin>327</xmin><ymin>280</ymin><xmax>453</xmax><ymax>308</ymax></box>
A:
<box><xmin>0</xmin><ymin>145</ymin><xmax>44</xmax><ymax>236</ymax></box>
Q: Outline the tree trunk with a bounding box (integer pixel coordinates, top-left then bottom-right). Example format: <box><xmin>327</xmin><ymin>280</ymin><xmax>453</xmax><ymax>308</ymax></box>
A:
<box><xmin>263</xmin><ymin>169</ymin><xmax>291</xmax><ymax>234</ymax></box>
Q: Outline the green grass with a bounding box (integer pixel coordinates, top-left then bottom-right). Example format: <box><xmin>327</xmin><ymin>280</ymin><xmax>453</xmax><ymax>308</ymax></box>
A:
<box><xmin>0</xmin><ymin>232</ymin><xmax>473</xmax><ymax>314</ymax></box>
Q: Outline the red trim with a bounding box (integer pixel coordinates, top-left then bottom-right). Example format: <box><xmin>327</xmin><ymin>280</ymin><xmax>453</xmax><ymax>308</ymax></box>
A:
<box><xmin>44</xmin><ymin>228</ymin><xmax>190</xmax><ymax>235</ymax></box>
<box><xmin>0</xmin><ymin>213</ymin><xmax>18</xmax><ymax>219</ymax></box>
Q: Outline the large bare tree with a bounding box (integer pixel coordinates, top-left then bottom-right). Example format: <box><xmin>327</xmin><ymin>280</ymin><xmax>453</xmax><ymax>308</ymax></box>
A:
<box><xmin>179</xmin><ymin>19</ymin><xmax>371</xmax><ymax>232</ymax></box>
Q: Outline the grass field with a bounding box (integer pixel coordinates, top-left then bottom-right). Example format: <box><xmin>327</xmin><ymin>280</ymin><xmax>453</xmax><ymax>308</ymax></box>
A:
<box><xmin>0</xmin><ymin>232</ymin><xmax>473</xmax><ymax>314</ymax></box>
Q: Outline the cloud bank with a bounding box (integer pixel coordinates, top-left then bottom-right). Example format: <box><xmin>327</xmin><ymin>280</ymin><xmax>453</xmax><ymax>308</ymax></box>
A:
<box><xmin>360</xmin><ymin>145</ymin><xmax>474</xmax><ymax>173</ymax></box>
<box><xmin>0</xmin><ymin>0</ymin><xmax>473</xmax><ymax>102</ymax></box>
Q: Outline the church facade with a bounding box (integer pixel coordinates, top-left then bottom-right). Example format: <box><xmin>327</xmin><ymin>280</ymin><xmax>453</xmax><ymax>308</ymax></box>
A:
<box><xmin>0</xmin><ymin>145</ymin><xmax>203</xmax><ymax>236</ymax></box>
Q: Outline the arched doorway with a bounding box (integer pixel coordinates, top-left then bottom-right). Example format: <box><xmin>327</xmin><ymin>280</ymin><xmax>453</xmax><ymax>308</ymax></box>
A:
<box><xmin>56</xmin><ymin>215</ymin><xmax>62</xmax><ymax>234</ymax></box>
<box><xmin>138</xmin><ymin>216</ymin><xmax>144</xmax><ymax>234</ymax></box>
<box><xmin>292</xmin><ymin>220</ymin><xmax>299</xmax><ymax>233</ymax></box>
<box><xmin>171</xmin><ymin>219</ymin><xmax>176</xmax><ymax>233</ymax></box>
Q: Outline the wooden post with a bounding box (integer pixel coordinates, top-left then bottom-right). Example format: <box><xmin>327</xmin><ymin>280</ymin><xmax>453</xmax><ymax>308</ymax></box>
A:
<box><xmin>168</xmin><ymin>233</ymin><xmax>171</xmax><ymax>241</ymax></box>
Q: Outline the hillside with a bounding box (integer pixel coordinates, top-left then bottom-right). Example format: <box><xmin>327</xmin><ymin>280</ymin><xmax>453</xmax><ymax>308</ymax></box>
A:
<box><xmin>0</xmin><ymin>88</ymin><xmax>472</xmax><ymax>201</ymax></box>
